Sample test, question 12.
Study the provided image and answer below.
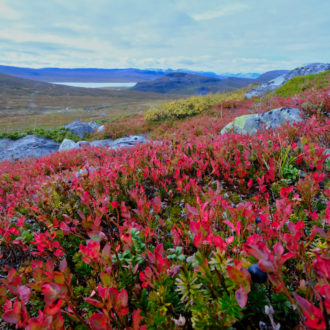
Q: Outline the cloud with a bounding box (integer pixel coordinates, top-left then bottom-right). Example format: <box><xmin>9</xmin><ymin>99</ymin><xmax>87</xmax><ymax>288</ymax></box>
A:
<box><xmin>0</xmin><ymin>0</ymin><xmax>20</xmax><ymax>20</ymax></box>
<box><xmin>191</xmin><ymin>3</ymin><xmax>248</xmax><ymax>21</ymax></box>
<box><xmin>0</xmin><ymin>0</ymin><xmax>329</xmax><ymax>72</ymax></box>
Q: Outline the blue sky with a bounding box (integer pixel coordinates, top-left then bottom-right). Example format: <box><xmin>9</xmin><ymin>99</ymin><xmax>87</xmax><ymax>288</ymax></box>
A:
<box><xmin>0</xmin><ymin>0</ymin><xmax>329</xmax><ymax>73</ymax></box>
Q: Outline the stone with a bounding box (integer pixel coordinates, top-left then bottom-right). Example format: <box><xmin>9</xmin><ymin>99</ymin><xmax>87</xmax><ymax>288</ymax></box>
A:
<box><xmin>90</xmin><ymin>139</ymin><xmax>113</xmax><ymax>147</ymax></box>
<box><xmin>77</xmin><ymin>141</ymin><xmax>90</xmax><ymax>149</ymax></box>
<box><xmin>221</xmin><ymin>107</ymin><xmax>303</xmax><ymax>135</ymax></box>
<box><xmin>64</xmin><ymin>120</ymin><xmax>100</xmax><ymax>138</ymax></box>
<box><xmin>0</xmin><ymin>134</ymin><xmax>148</xmax><ymax>162</ymax></box>
<box><xmin>90</xmin><ymin>136</ymin><xmax>147</xmax><ymax>149</ymax></box>
<box><xmin>97</xmin><ymin>125</ymin><xmax>105</xmax><ymax>132</ymax></box>
<box><xmin>87</xmin><ymin>121</ymin><xmax>100</xmax><ymax>130</ymax></box>
<box><xmin>59</xmin><ymin>139</ymin><xmax>78</xmax><ymax>151</ymax></box>
<box><xmin>109</xmin><ymin>135</ymin><xmax>148</xmax><ymax>149</ymax></box>
<box><xmin>246</xmin><ymin>63</ymin><xmax>330</xmax><ymax>98</ymax></box>
<box><xmin>0</xmin><ymin>135</ymin><xmax>59</xmax><ymax>161</ymax></box>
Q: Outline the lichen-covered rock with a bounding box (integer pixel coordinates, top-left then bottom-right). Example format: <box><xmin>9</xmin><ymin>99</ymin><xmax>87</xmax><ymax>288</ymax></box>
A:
<box><xmin>246</xmin><ymin>63</ymin><xmax>330</xmax><ymax>98</ymax></box>
<box><xmin>0</xmin><ymin>135</ymin><xmax>59</xmax><ymax>161</ymax></box>
<box><xmin>221</xmin><ymin>107</ymin><xmax>303</xmax><ymax>135</ymax></box>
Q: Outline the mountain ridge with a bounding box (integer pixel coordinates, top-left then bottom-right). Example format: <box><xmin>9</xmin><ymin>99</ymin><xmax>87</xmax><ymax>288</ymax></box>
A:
<box><xmin>0</xmin><ymin>65</ymin><xmax>263</xmax><ymax>83</ymax></box>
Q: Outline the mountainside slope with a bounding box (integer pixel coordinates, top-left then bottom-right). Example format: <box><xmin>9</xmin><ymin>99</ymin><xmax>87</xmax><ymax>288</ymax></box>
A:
<box><xmin>255</xmin><ymin>70</ymin><xmax>289</xmax><ymax>83</ymax></box>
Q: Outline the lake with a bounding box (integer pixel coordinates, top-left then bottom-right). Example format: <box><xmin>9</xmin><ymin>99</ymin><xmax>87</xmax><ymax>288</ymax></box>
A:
<box><xmin>51</xmin><ymin>82</ymin><xmax>137</xmax><ymax>88</ymax></box>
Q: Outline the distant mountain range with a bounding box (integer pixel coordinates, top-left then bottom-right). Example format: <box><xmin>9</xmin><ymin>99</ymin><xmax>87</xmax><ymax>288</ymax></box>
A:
<box><xmin>132</xmin><ymin>70</ymin><xmax>290</xmax><ymax>95</ymax></box>
<box><xmin>0</xmin><ymin>66</ymin><xmax>165</xmax><ymax>83</ymax></box>
<box><xmin>0</xmin><ymin>64</ymin><xmax>291</xmax><ymax>96</ymax></box>
<box><xmin>132</xmin><ymin>72</ymin><xmax>256</xmax><ymax>94</ymax></box>
<box><xmin>0</xmin><ymin>65</ymin><xmax>269</xmax><ymax>83</ymax></box>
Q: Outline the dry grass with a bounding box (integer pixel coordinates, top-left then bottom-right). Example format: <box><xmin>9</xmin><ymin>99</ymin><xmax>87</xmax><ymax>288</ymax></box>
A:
<box><xmin>0</xmin><ymin>91</ymin><xmax>174</xmax><ymax>132</ymax></box>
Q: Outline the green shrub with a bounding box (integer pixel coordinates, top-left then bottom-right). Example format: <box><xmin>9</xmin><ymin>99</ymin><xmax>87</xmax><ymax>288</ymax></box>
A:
<box><xmin>0</xmin><ymin>127</ymin><xmax>81</xmax><ymax>143</ymax></box>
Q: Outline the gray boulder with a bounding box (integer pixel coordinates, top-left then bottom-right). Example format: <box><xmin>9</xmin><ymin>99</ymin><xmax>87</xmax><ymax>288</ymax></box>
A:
<box><xmin>221</xmin><ymin>107</ymin><xmax>303</xmax><ymax>135</ymax></box>
<box><xmin>0</xmin><ymin>135</ymin><xmax>59</xmax><ymax>161</ymax></box>
<box><xmin>246</xmin><ymin>63</ymin><xmax>330</xmax><ymax>98</ymax></box>
<box><xmin>110</xmin><ymin>135</ymin><xmax>148</xmax><ymax>149</ymax></box>
<box><xmin>0</xmin><ymin>134</ymin><xmax>148</xmax><ymax>162</ymax></box>
<box><xmin>77</xmin><ymin>141</ymin><xmax>90</xmax><ymax>149</ymax></box>
<box><xmin>59</xmin><ymin>139</ymin><xmax>78</xmax><ymax>151</ymax></box>
<box><xmin>90</xmin><ymin>136</ymin><xmax>147</xmax><ymax>149</ymax></box>
<box><xmin>87</xmin><ymin>121</ymin><xmax>100</xmax><ymax>130</ymax></box>
<box><xmin>59</xmin><ymin>139</ymin><xmax>91</xmax><ymax>151</ymax></box>
<box><xmin>64</xmin><ymin>120</ymin><xmax>100</xmax><ymax>138</ymax></box>
<box><xmin>90</xmin><ymin>139</ymin><xmax>113</xmax><ymax>148</ymax></box>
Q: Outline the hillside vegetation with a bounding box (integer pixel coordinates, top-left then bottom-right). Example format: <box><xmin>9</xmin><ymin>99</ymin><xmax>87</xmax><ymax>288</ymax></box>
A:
<box><xmin>271</xmin><ymin>70</ymin><xmax>330</xmax><ymax>97</ymax></box>
<box><xmin>0</xmin><ymin>74</ymin><xmax>329</xmax><ymax>329</ymax></box>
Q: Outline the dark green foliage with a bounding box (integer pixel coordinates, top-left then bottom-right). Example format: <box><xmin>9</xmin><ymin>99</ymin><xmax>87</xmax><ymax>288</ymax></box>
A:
<box><xmin>0</xmin><ymin>127</ymin><xmax>81</xmax><ymax>142</ymax></box>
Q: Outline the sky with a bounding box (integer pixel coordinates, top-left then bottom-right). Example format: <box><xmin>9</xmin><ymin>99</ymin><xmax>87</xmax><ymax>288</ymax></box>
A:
<box><xmin>0</xmin><ymin>0</ymin><xmax>329</xmax><ymax>73</ymax></box>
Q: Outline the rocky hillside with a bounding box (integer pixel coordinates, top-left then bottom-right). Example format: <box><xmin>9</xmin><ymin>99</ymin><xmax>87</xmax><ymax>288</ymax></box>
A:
<box><xmin>246</xmin><ymin>63</ymin><xmax>330</xmax><ymax>98</ymax></box>
<box><xmin>254</xmin><ymin>70</ymin><xmax>289</xmax><ymax>83</ymax></box>
<box><xmin>0</xmin><ymin>76</ymin><xmax>328</xmax><ymax>329</ymax></box>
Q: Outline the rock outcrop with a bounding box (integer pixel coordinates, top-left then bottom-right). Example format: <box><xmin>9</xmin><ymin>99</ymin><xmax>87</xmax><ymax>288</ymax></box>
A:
<box><xmin>0</xmin><ymin>135</ymin><xmax>60</xmax><ymax>161</ymax></box>
<box><xmin>246</xmin><ymin>63</ymin><xmax>330</xmax><ymax>98</ymax></box>
<box><xmin>59</xmin><ymin>135</ymin><xmax>147</xmax><ymax>152</ymax></box>
<box><xmin>0</xmin><ymin>117</ymin><xmax>148</xmax><ymax>162</ymax></box>
<box><xmin>221</xmin><ymin>107</ymin><xmax>303</xmax><ymax>135</ymax></box>
<box><xmin>64</xmin><ymin>120</ymin><xmax>101</xmax><ymax>137</ymax></box>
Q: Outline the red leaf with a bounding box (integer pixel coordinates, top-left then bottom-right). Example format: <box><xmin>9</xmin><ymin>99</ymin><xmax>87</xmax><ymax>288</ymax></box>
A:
<box><xmin>258</xmin><ymin>260</ymin><xmax>275</xmax><ymax>273</ymax></box>
<box><xmin>186</xmin><ymin>204</ymin><xmax>198</xmax><ymax>217</ymax></box>
<box><xmin>84</xmin><ymin>298</ymin><xmax>103</xmax><ymax>308</ymax></box>
<box><xmin>18</xmin><ymin>285</ymin><xmax>30</xmax><ymax>304</ymax></box>
<box><xmin>17</xmin><ymin>217</ymin><xmax>25</xmax><ymax>227</ymax></box>
<box><xmin>44</xmin><ymin>299</ymin><xmax>63</xmax><ymax>316</ymax></box>
<box><xmin>2</xmin><ymin>310</ymin><xmax>20</xmax><ymax>324</ymax></box>
<box><xmin>42</xmin><ymin>283</ymin><xmax>61</xmax><ymax>304</ymax></box>
<box><xmin>236</xmin><ymin>287</ymin><xmax>248</xmax><ymax>308</ymax></box>
<box><xmin>293</xmin><ymin>293</ymin><xmax>325</xmax><ymax>329</ymax></box>
<box><xmin>89</xmin><ymin>313</ymin><xmax>108</xmax><ymax>330</ymax></box>
<box><xmin>273</xmin><ymin>242</ymin><xmax>284</xmax><ymax>257</ymax></box>
<box><xmin>117</xmin><ymin>289</ymin><xmax>128</xmax><ymax>307</ymax></box>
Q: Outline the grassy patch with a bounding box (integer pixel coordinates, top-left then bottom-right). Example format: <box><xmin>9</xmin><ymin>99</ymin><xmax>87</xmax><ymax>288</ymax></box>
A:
<box><xmin>271</xmin><ymin>70</ymin><xmax>330</xmax><ymax>98</ymax></box>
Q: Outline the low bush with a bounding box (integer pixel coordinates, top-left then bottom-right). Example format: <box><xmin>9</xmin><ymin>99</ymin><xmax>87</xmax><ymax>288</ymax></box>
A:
<box><xmin>144</xmin><ymin>89</ymin><xmax>246</xmax><ymax>121</ymax></box>
<box><xmin>0</xmin><ymin>127</ymin><xmax>81</xmax><ymax>143</ymax></box>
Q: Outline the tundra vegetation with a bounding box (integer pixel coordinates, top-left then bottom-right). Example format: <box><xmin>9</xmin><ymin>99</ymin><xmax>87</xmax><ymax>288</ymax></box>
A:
<box><xmin>0</xmin><ymin>72</ymin><xmax>329</xmax><ymax>329</ymax></box>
